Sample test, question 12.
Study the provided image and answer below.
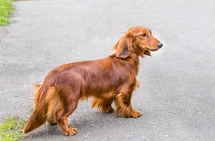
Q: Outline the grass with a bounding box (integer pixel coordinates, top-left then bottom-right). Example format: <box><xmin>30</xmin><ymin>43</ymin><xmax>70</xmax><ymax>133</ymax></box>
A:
<box><xmin>0</xmin><ymin>0</ymin><xmax>14</xmax><ymax>26</ymax></box>
<box><xmin>0</xmin><ymin>116</ymin><xmax>26</xmax><ymax>141</ymax></box>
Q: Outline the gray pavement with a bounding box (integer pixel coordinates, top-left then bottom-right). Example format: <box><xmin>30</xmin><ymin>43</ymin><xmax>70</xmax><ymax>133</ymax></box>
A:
<box><xmin>0</xmin><ymin>0</ymin><xmax>215</xmax><ymax>140</ymax></box>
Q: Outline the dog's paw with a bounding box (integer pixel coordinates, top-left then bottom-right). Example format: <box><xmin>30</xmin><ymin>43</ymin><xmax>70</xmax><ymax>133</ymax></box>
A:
<box><xmin>101</xmin><ymin>106</ymin><xmax>114</xmax><ymax>113</ymax></box>
<box><xmin>63</xmin><ymin>128</ymin><xmax>78</xmax><ymax>136</ymax></box>
<box><xmin>130</xmin><ymin>110</ymin><xmax>142</xmax><ymax>118</ymax></box>
<box><xmin>47</xmin><ymin>120</ymin><xmax>57</xmax><ymax>126</ymax></box>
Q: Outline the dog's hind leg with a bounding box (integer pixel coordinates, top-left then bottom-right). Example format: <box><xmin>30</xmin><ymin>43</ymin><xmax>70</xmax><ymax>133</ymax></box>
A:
<box><xmin>46</xmin><ymin>98</ymin><xmax>58</xmax><ymax>125</ymax></box>
<box><xmin>54</xmin><ymin>84</ymin><xmax>79</xmax><ymax>136</ymax></box>
<box><xmin>56</xmin><ymin>107</ymin><xmax>78</xmax><ymax>136</ymax></box>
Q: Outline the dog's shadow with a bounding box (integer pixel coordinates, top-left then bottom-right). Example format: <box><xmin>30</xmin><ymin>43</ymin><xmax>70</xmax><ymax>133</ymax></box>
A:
<box><xmin>22</xmin><ymin>110</ymin><xmax>129</xmax><ymax>140</ymax></box>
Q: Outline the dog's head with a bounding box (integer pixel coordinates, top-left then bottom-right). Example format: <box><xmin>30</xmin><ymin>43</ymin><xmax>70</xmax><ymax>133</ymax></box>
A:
<box><xmin>113</xmin><ymin>26</ymin><xmax>163</xmax><ymax>58</ymax></box>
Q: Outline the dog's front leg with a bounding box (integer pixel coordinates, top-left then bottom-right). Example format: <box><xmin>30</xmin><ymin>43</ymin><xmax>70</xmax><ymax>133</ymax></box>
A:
<box><xmin>115</xmin><ymin>92</ymin><xmax>141</xmax><ymax>118</ymax></box>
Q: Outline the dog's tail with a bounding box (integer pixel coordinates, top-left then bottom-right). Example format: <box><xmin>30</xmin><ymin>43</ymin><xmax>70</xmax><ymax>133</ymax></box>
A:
<box><xmin>33</xmin><ymin>83</ymin><xmax>42</xmax><ymax>109</ymax></box>
<box><xmin>23</xmin><ymin>86</ymin><xmax>58</xmax><ymax>134</ymax></box>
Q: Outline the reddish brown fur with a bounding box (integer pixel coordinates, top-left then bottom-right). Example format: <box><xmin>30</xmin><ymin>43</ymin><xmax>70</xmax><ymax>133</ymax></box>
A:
<box><xmin>23</xmin><ymin>26</ymin><xmax>162</xmax><ymax>136</ymax></box>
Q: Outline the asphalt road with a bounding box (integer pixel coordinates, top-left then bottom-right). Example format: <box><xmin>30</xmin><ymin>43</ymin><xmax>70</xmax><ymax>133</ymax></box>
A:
<box><xmin>0</xmin><ymin>0</ymin><xmax>215</xmax><ymax>141</ymax></box>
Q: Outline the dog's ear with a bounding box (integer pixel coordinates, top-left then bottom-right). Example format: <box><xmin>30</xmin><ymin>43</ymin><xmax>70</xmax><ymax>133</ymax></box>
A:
<box><xmin>143</xmin><ymin>50</ymin><xmax>151</xmax><ymax>56</ymax></box>
<box><xmin>113</xmin><ymin>35</ymin><xmax>133</xmax><ymax>59</ymax></box>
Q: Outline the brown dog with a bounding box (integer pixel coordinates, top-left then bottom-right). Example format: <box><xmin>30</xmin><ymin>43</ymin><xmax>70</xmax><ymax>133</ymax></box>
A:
<box><xmin>23</xmin><ymin>26</ymin><xmax>163</xmax><ymax>136</ymax></box>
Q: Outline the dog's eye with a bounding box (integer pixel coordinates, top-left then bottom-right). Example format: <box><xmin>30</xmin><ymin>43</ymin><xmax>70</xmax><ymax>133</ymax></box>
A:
<box><xmin>141</xmin><ymin>33</ymin><xmax>147</xmax><ymax>37</ymax></box>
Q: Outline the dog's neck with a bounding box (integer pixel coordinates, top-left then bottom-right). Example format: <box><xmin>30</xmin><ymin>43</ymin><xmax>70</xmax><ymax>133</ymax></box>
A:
<box><xmin>110</xmin><ymin>53</ymin><xmax>140</xmax><ymax>76</ymax></box>
<box><xmin>126</xmin><ymin>53</ymin><xmax>140</xmax><ymax>76</ymax></box>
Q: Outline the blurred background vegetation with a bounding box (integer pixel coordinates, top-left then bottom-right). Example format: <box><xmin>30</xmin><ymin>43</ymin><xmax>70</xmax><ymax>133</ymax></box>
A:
<box><xmin>0</xmin><ymin>0</ymin><xmax>14</xmax><ymax>26</ymax></box>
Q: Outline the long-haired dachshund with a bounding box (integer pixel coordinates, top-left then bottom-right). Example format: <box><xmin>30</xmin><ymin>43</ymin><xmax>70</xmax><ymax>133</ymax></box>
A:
<box><xmin>23</xmin><ymin>26</ymin><xmax>163</xmax><ymax>136</ymax></box>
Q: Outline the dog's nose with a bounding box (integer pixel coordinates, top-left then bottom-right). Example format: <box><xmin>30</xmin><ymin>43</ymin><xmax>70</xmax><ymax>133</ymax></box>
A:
<box><xmin>157</xmin><ymin>43</ymin><xmax>163</xmax><ymax>48</ymax></box>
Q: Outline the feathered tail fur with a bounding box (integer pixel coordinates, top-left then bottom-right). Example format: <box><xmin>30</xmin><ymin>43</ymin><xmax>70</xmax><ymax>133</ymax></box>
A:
<box><xmin>23</xmin><ymin>84</ymin><xmax>59</xmax><ymax>134</ymax></box>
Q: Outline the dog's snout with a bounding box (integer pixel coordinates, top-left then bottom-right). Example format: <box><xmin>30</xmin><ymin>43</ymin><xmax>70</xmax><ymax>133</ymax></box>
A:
<box><xmin>157</xmin><ymin>43</ymin><xmax>163</xmax><ymax>48</ymax></box>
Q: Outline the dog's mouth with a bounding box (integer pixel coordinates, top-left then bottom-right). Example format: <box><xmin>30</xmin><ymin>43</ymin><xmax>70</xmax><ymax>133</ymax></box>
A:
<box><xmin>140</xmin><ymin>45</ymin><xmax>159</xmax><ymax>52</ymax></box>
<box><xmin>145</xmin><ymin>47</ymin><xmax>159</xmax><ymax>51</ymax></box>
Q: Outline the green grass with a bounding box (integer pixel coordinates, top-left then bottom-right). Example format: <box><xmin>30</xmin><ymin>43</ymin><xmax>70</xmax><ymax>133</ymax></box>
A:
<box><xmin>0</xmin><ymin>116</ymin><xmax>26</xmax><ymax>141</ymax></box>
<box><xmin>0</xmin><ymin>0</ymin><xmax>14</xmax><ymax>26</ymax></box>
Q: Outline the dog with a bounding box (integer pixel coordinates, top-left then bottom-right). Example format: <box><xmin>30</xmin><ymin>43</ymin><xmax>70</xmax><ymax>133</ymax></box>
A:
<box><xmin>23</xmin><ymin>26</ymin><xmax>163</xmax><ymax>136</ymax></box>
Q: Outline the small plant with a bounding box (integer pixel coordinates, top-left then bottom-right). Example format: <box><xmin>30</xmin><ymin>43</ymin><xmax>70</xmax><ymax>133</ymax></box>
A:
<box><xmin>0</xmin><ymin>116</ymin><xmax>26</xmax><ymax>141</ymax></box>
<box><xmin>0</xmin><ymin>0</ymin><xmax>14</xmax><ymax>26</ymax></box>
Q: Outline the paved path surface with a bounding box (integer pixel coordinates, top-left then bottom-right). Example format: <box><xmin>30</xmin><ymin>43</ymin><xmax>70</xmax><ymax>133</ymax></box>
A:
<box><xmin>0</xmin><ymin>0</ymin><xmax>215</xmax><ymax>140</ymax></box>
